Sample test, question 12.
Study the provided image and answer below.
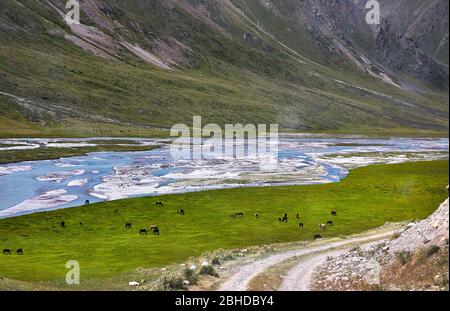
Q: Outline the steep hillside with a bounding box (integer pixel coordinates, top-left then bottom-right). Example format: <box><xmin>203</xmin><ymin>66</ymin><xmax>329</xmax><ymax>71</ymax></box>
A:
<box><xmin>312</xmin><ymin>197</ymin><xmax>449</xmax><ymax>291</ymax></box>
<box><xmin>0</xmin><ymin>0</ymin><xmax>448</xmax><ymax>137</ymax></box>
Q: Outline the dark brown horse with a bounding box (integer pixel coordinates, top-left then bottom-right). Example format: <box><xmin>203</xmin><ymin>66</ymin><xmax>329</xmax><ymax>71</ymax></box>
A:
<box><xmin>152</xmin><ymin>227</ymin><xmax>160</xmax><ymax>235</ymax></box>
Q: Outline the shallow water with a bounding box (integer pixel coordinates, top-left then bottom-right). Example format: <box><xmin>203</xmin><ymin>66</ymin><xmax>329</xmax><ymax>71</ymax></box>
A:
<box><xmin>0</xmin><ymin>137</ymin><xmax>447</xmax><ymax>218</ymax></box>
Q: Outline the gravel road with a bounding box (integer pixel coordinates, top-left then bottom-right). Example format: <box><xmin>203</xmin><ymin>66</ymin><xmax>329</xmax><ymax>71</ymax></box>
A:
<box><xmin>217</xmin><ymin>230</ymin><xmax>397</xmax><ymax>291</ymax></box>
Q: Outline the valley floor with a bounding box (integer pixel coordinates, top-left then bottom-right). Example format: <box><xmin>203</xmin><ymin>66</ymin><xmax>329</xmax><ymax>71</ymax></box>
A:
<box><xmin>0</xmin><ymin>160</ymin><xmax>448</xmax><ymax>290</ymax></box>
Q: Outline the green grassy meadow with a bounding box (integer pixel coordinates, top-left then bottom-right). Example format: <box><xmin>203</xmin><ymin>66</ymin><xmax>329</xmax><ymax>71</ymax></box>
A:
<box><xmin>0</xmin><ymin>160</ymin><xmax>448</xmax><ymax>284</ymax></box>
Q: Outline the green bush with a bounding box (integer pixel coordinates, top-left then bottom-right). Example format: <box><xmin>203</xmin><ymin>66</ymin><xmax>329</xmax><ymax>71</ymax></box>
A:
<box><xmin>396</xmin><ymin>251</ymin><xmax>412</xmax><ymax>265</ymax></box>
<box><xmin>425</xmin><ymin>245</ymin><xmax>441</xmax><ymax>258</ymax></box>
<box><xmin>153</xmin><ymin>271</ymin><xmax>185</xmax><ymax>291</ymax></box>
<box><xmin>199</xmin><ymin>265</ymin><xmax>219</xmax><ymax>277</ymax></box>
<box><xmin>183</xmin><ymin>268</ymin><xmax>198</xmax><ymax>285</ymax></box>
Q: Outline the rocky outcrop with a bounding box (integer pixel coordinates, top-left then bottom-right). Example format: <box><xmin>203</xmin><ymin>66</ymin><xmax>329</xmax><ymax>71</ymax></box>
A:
<box><xmin>312</xmin><ymin>196</ymin><xmax>449</xmax><ymax>291</ymax></box>
<box><xmin>386</xmin><ymin>198</ymin><xmax>449</xmax><ymax>256</ymax></box>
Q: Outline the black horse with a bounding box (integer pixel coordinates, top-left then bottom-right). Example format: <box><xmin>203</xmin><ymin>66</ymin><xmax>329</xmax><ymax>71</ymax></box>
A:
<box><xmin>327</xmin><ymin>220</ymin><xmax>334</xmax><ymax>226</ymax></box>
<box><xmin>177</xmin><ymin>209</ymin><xmax>185</xmax><ymax>215</ymax></box>
<box><xmin>314</xmin><ymin>234</ymin><xmax>322</xmax><ymax>240</ymax></box>
<box><xmin>331</xmin><ymin>210</ymin><xmax>337</xmax><ymax>216</ymax></box>
<box><xmin>140</xmin><ymin>229</ymin><xmax>148</xmax><ymax>235</ymax></box>
<box><xmin>125</xmin><ymin>223</ymin><xmax>132</xmax><ymax>229</ymax></box>
<box><xmin>85</xmin><ymin>200</ymin><xmax>90</xmax><ymax>205</ymax></box>
<box><xmin>60</xmin><ymin>221</ymin><xmax>66</xmax><ymax>228</ymax></box>
<box><xmin>155</xmin><ymin>202</ymin><xmax>164</xmax><ymax>207</ymax></box>
<box><xmin>299</xmin><ymin>223</ymin><xmax>304</xmax><ymax>228</ymax></box>
<box><xmin>152</xmin><ymin>227</ymin><xmax>160</xmax><ymax>235</ymax></box>
<box><xmin>16</xmin><ymin>249</ymin><xmax>23</xmax><ymax>255</ymax></box>
<box><xmin>3</xmin><ymin>249</ymin><xmax>11</xmax><ymax>255</ymax></box>
<box><xmin>282</xmin><ymin>214</ymin><xmax>288</xmax><ymax>223</ymax></box>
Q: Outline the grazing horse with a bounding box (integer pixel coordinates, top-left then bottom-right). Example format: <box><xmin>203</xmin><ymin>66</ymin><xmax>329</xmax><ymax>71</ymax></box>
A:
<box><xmin>152</xmin><ymin>227</ymin><xmax>160</xmax><ymax>235</ymax></box>
<box><xmin>60</xmin><ymin>221</ymin><xmax>66</xmax><ymax>228</ymax></box>
<box><xmin>16</xmin><ymin>249</ymin><xmax>23</xmax><ymax>255</ymax></box>
<box><xmin>3</xmin><ymin>249</ymin><xmax>11</xmax><ymax>255</ymax></box>
<box><xmin>254</xmin><ymin>213</ymin><xmax>259</xmax><ymax>218</ymax></box>
<box><xmin>327</xmin><ymin>220</ymin><xmax>334</xmax><ymax>226</ymax></box>
<box><xmin>331</xmin><ymin>210</ymin><xmax>337</xmax><ymax>216</ymax></box>
<box><xmin>314</xmin><ymin>234</ymin><xmax>322</xmax><ymax>240</ymax></box>
<box><xmin>125</xmin><ymin>223</ymin><xmax>132</xmax><ymax>229</ymax></box>
<box><xmin>299</xmin><ymin>223</ymin><xmax>304</xmax><ymax>228</ymax></box>
<box><xmin>231</xmin><ymin>213</ymin><xmax>244</xmax><ymax>218</ymax></box>
<box><xmin>140</xmin><ymin>229</ymin><xmax>148</xmax><ymax>235</ymax></box>
<box><xmin>296</xmin><ymin>214</ymin><xmax>300</xmax><ymax>219</ymax></box>
<box><xmin>114</xmin><ymin>209</ymin><xmax>119</xmax><ymax>213</ymax></box>
<box><xmin>177</xmin><ymin>209</ymin><xmax>185</xmax><ymax>215</ymax></box>
<box><xmin>278</xmin><ymin>217</ymin><xmax>282</xmax><ymax>222</ymax></box>
<box><xmin>318</xmin><ymin>224</ymin><xmax>326</xmax><ymax>230</ymax></box>
<box><xmin>85</xmin><ymin>200</ymin><xmax>90</xmax><ymax>205</ymax></box>
<box><xmin>155</xmin><ymin>201</ymin><xmax>164</xmax><ymax>207</ymax></box>
<box><xmin>282</xmin><ymin>214</ymin><xmax>288</xmax><ymax>223</ymax></box>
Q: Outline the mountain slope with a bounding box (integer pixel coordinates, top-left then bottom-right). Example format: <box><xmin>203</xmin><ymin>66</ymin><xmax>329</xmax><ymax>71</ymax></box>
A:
<box><xmin>0</xmin><ymin>0</ymin><xmax>448</xmax><ymax>136</ymax></box>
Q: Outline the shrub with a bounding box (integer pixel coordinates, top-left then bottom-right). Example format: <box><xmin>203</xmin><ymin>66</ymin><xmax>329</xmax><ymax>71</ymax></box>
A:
<box><xmin>199</xmin><ymin>265</ymin><xmax>219</xmax><ymax>277</ymax></box>
<box><xmin>183</xmin><ymin>268</ymin><xmax>198</xmax><ymax>285</ymax></box>
<box><xmin>211</xmin><ymin>257</ymin><xmax>221</xmax><ymax>265</ymax></box>
<box><xmin>425</xmin><ymin>245</ymin><xmax>441</xmax><ymax>258</ymax></box>
<box><xmin>154</xmin><ymin>271</ymin><xmax>185</xmax><ymax>291</ymax></box>
<box><xmin>396</xmin><ymin>251</ymin><xmax>412</xmax><ymax>265</ymax></box>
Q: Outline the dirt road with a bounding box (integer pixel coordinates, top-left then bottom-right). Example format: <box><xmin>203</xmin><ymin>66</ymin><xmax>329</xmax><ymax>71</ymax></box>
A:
<box><xmin>217</xmin><ymin>228</ymin><xmax>398</xmax><ymax>291</ymax></box>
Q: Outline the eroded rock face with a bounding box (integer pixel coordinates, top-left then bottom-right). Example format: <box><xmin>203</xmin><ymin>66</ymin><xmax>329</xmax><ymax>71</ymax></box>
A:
<box><xmin>312</xmin><ymin>196</ymin><xmax>449</xmax><ymax>291</ymax></box>
<box><xmin>386</xmin><ymin>199</ymin><xmax>449</xmax><ymax>257</ymax></box>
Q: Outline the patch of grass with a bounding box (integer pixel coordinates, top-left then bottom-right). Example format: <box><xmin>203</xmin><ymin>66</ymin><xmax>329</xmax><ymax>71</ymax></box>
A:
<box><xmin>0</xmin><ymin>144</ymin><xmax>160</xmax><ymax>164</ymax></box>
<box><xmin>396</xmin><ymin>251</ymin><xmax>413</xmax><ymax>266</ymax></box>
<box><xmin>0</xmin><ymin>160</ymin><xmax>448</xmax><ymax>284</ymax></box>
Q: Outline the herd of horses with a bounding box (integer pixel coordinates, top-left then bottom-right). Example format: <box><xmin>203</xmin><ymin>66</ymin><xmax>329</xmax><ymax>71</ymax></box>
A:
<box><xmin>2</xmin><ymin>248</ymin><xmax>23</xmax><ymax>256</ymax></box>
<box><xmin>232</xmin><ymin>209</ymin><xmax>338</xmax><ymax>240</ymax></box>
<box><xmin>2</xmin><ymin>199</ymin><xmax>339</xmax><ymax>256</ymax></box>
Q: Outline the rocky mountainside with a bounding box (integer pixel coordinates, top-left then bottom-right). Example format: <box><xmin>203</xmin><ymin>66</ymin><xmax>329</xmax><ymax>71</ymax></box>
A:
<box><xmin>312</xmin><ymin>197</ymin><xmax>449</xmax><ymax>291</ymax></box>
<box><xmin>0</xmin><ymin>0</ymin><xmax>448</xmax><ymax>136</ymax></box>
